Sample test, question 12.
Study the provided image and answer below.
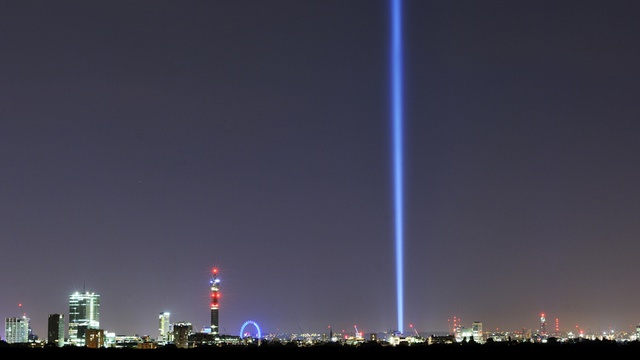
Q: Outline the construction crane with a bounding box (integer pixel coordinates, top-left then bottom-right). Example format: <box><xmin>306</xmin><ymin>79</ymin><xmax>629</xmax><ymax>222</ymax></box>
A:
<box><xmin>354</xmin><ymin>325</ymin><xmax>362</xmax><ymax>339</ymax></box>
<box><xmin>410</xmin><ymin>323</ymin><xmax>419</xmax><ymax>337</ymax></box>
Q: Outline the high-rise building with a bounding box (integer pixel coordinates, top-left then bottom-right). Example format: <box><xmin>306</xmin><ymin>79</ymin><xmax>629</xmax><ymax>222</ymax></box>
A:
<box><xmin>68</xmin><ymin>291</ymin><xmax>100</xmax><ymax>346</ymax></box>
<box><xmin>210</xmin><ymin>268</ymin><xmax>220</xmax><ymax>335</ymax></box>
<box><xmin>472</xmin><ymin>321</ymin><xmax>483</xmax><ymax>343</ymax></box>
<box><xmin>159</xmin><ymin>312</ymin><xmax>171</xmax><ymax>344</ymax></box>
<box><xmin>172</xmin><ymin>322</ymin><xmax>193</xmax><ymax>349</ymax></box>
<box><xmin>539</xmin><ymin>313</ymin><xmax>547</xmax><ymax>337</ymax></box>
<box><xmin>4</xmin><ymin>316</ymin><xmax>30</xmax><ymax>344</ymax></box>
<box><xmin>47</xmin><ymin>313</ymin><xmax>65</xmax><ymax>347</ymax></box>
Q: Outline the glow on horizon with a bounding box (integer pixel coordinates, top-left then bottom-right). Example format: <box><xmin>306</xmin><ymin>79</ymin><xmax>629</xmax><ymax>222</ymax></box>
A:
<box><xmin>391</xmin><ymin>0</ymin><xmax>404</xmax><ymax>334</ymax></box>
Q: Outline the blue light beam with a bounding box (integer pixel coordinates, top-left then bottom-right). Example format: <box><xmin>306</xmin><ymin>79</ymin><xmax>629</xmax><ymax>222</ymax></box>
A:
<box><xmin>391</xmin><ymin>0</ymin><xmax>404</xmax><ymax>335</ymax></box>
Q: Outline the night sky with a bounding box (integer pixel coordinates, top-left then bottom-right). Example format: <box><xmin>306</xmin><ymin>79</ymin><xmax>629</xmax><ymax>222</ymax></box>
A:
<box><xmin>2</xmin><ymin>0</ymin><xmax>640</xmax><ymax>339</ymax></box>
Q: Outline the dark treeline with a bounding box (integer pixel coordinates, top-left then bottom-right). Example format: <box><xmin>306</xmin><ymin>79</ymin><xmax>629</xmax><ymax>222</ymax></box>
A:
<box><xmin>3</xmin><ymin>338</ymin><xmax>640</xmax><ymax>358</ymax></box>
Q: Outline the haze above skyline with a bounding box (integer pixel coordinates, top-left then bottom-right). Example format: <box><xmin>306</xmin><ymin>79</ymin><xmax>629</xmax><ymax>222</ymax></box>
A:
<box><xmin>2</xmin><ymin>0</ymin><xmax>640</xmax><ymax>339</ymax></box>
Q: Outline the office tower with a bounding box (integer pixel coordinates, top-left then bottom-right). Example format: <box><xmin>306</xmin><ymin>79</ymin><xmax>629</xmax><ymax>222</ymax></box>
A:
<box><xmin>159</xmin><ymin>312</ymin><xmax>171</xmax><ymax>343</ymax></box>
<box><xmin>4</xmin><ymin>316</ymin><xmax>30</xmax><ymax>344</ymax></box>
<box><xmin>68</xmin><ymin>291</ymin><xmax>100</xmax><ymax>346</ymax></box>
<box><xmin>210</xmin><ymin>267</ymin><xmax>220</xmax><ymax>335</ymax></box>
<box><xmin>472</xmin><ymin>321</ymin><xmax>483</xmax><ymax>343</ymax></box>
<box><xmin>172</xmin><ymin>322</ymin><xmax>193</xmax><ymax>349</ymax></box>
<box><xmin>47</xmin><ymin>314</ymin><xmax>65</xmax><ymax>347</ymax></box>
<box><xmin>539</xmin><ymin>313</ymin><xmax>547</xmax><ymax>337</ymax></box>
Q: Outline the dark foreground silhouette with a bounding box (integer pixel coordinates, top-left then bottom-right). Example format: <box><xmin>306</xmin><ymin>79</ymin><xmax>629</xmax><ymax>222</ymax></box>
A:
<box><xmin>3</xmin><ymin>339</ymin><xmax>640</xmax><ymax>358</ymax></box>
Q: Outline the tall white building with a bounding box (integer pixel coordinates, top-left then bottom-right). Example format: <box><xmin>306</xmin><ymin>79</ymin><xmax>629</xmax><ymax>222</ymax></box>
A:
<box><xmin>4</xmin><ymin>316</ymin><xmax>30</xmax><ymax>344</ymax></box>
<box><xmin>159</xmin><ymin>312</ymin><xmax>171</xmax><ymax>344</ymax></box>
<box><xmin>68</xmin><ymin>291</ymin><xmax>100</xmax><ymax>346</ymax></box>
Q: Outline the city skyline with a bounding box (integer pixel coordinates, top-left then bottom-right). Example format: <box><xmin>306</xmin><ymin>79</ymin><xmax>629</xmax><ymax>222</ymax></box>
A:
<box><xmin>3</xmin><ymin>293</ymin><xmax>629</xmax><ymax>342</ymax></box>
<box><xmin>2</xmin><ymin>0</ymin><xmax>640</xmax><ymax>339</ymax></box>
<box><xmin>4</xmin><ymin>270</ymin><xmax>636</xmax><ymax>342</ymax></box>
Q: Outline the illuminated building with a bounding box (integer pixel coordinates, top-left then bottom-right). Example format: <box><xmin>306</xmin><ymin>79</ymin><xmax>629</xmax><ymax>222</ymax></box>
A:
<box><xmin>172</xmin><ymin>322</ymin><xmax>193</xmax><ymax>348</ymax></box>
<box><xmin>472</xmin><ymin>321</ymin><xmax>484</xmax><ymax>343</ymax></box>
<box><xmin>47</xmin><ymin>313</ymin><xmax>65</xmax><ymax>347</ymax></box>
<box><xmin>85</xmin><ymin>328</ymin><xmax>105</xmax><ymax>348</ymax></box>
<box><xmin>68</xmin><ymin>291</ymin><xmax>100</xmax><ymax>346</ymax></box>
<box><xmin>158</xmin><ymin>312</ymin><xmax>171</xmax><ymax>344</ymax></box>
<box><xmin>540</xmin><ymin>313</ymin><xmax>547</xmax><ymax>337</ymax></box>
<box><xmin>210</xmin><ymin>268</ymin><xmax>220</xmax><ymax>335</ymax></box>
<box><xmin>4</xmin><ymin>316</ymin><xmax>30</xmax><ymax>344</ymax></box>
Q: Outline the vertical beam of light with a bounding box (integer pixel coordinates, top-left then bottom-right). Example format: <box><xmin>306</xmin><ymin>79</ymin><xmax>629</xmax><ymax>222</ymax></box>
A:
<box><xmin>391</xmin><ymin>0</ymin><xmax>404</xmax><ymax>335</ymax></box>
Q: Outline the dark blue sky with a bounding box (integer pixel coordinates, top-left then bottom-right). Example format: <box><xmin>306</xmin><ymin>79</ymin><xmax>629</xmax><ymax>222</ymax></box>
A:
<box><xmin>2</xmin><ymin>0</ymin><xmax>640</xmax><ymax>339</ymax></box>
